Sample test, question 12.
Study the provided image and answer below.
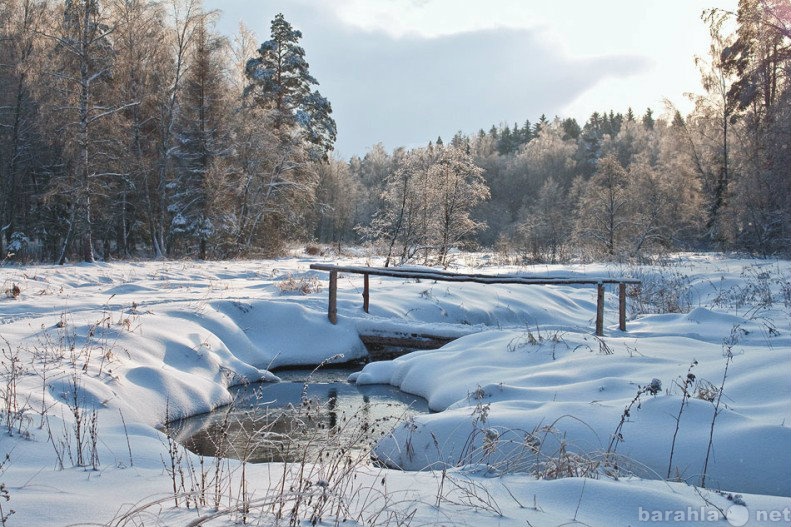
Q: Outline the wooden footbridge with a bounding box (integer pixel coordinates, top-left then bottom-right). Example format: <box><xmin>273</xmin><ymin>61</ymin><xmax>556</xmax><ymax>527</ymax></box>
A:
<box><xmin>309</xmin><ymin>264</ymin><xmax>641</xmax><ymax>337</ymax></box>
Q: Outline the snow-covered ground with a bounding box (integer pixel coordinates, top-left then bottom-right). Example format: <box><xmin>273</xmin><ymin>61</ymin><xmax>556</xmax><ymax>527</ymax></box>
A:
<box><xmin>0</xmin><ymin>252</ymin><xmax>789</xmax><ymax>526</ymax></box>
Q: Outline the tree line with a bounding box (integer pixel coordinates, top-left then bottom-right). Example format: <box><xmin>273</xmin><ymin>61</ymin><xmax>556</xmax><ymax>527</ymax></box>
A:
<box><xmin>1</xmin><ymin>0</ymin><xmax>334</xmax><ymax>262</ymax></box>
<box><xmin>1</xmin><ymin>0</ymin><xmax>789</xmax><ymax>264</ymax></box>
<box><xmin>319</xmin><ymin>0</ymin><xmax>791</xmax><ymax>262</ymax></box>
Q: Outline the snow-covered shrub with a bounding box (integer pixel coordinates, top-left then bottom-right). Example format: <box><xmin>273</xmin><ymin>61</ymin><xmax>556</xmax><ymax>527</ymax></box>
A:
<box><xmin>626</xmin><ymin>266</ymin><xmax>692</xmax><ymax>314</ymax></box>
<box><xmin>711</xmin><ymin>264</ymin><xmax>790</xmax><ymax>316</ymax></box>
<box><xmin>277</xmin><ymin>274</ymin><xmax>321</xmax><ymax>295</ymax></box>
<box><xmin>535</xmin><ymin>437</ymin><xmax>600</xmax><ymax>480</ymax></box>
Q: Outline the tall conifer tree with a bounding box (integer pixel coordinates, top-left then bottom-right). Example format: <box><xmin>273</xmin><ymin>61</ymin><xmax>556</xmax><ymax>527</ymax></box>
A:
<box><xmin>245</xmin><ymin>13</ymin><xmax>336</xmax><ymax>158</ymax></box>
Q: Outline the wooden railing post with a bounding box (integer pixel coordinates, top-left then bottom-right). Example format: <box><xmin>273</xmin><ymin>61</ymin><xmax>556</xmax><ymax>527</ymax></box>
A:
<box><xmin>328</xmin><ymin>270</ymin><xmax>338</xmax><ymax>324</ymax></box>
<box><xmin>363</xmin><ymin>273</ymin><xmax>370</xmax><ymax>313</ymax></box>
<box><xmin>619</xmin><ymin>282</ymin><xmax>627</xmax><ymax>331</ymax></box>
<box><xmin>596</xmin><ymin>282</ymin><xmax>605</xmax><ymax>336</ymax></box>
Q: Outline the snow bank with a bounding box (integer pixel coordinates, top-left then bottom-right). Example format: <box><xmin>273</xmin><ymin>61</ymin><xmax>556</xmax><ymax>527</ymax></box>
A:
<box><xmin>0</xmin><ymin>253</ymin><xmax>788</xmax><ymax>525</ymax></box>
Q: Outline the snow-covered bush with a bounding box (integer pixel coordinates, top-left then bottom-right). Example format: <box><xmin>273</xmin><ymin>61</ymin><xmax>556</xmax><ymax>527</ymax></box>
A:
<box><xmin>626</xmin><ymin>266</ymin><xmax>692</xmax><ymax>314</ymax></box>
<box><xmin>277</xmin><ymin>274</ymin><xmax>322</xmax><ymax>295</ymax></box>
<box><xmin>711</xmin><ymin>263</ymin><xmax>791</xmax><ymax>316</ymax></box>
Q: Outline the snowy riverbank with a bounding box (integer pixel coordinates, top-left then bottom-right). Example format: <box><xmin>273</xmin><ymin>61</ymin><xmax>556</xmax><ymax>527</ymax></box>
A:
<box><xmin>0</xmin><ymin>252</ymin><xmax>789</xmax><ymax>526</ymax></box>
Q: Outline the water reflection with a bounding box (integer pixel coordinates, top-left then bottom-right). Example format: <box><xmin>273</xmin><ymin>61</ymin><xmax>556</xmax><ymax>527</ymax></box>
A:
<box><xmin>172</xmin><ymin>369</ymin><xmax>429</xmax><ymax>464</ymax></box>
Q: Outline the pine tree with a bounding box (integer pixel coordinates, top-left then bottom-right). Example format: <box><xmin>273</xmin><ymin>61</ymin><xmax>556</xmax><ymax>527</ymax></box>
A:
<box><xmin>169</xmin><ymin>15</ymin><xmax>228</xmax><ymax>259</ymax></box>
<box><xmin>533</xmin><ymin>114</ymin><xmax>548</xmax><ymax>136</ymax></box>
<box><xmin>721</xmin><ymin>0</ymin><xmax>787</xmax><ymax>118</ymax></box>
<box><xmin>577</xmin><ymin>113</ymin><xmax>604</xmax><ymax>177</ymax></box>
<box><xmin>609</xmin><ymin>110</ymin><xmax>623</xmax><ymax>135</ymax></box>
<box><xmin>450</xmin><ymin>131</ymin><xmax>466</xmax><ymax>149</ymax></box>
<box><xmin>312</xmin><ymin>158</ymin><xmax>360</xmax><ymax>247</ymax></box>
<box><xmin>561</xmin><ymin>117</ymin><xmax>581</xmax><ymax>140</ymax></box>
<box><xmin>642</xmin><ymin>108</ymin><xmax>655</xmax><ymax>130</ymax></box>
<box><xmin>601</xmin><ymin>111</ymin><xmax>612</xmax><ymax>136</ymax></box>
<box><xmin>497</xmin><ymin>125</ymin><xmax>513</xmax><ymax>155</ymax></box>
<box><xmin>521</xmin><ymin>119</ymin><xmax>533</xmax><ymax>143</ymax></box>
<box><xmin>245</xmin><ymin>13</ymin><xmax>336</xmax><ymax>158</ymax></box>
<box><xmin>719</xmin><ymin>0</ymin><xmax>790</xmax><ymax>255</ymax></box>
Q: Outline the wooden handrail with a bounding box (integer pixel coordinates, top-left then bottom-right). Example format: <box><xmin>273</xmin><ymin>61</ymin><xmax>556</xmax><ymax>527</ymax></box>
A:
<box><xmin>309</xmin><ymin>263</ymin><xmax>641</xmax><ymax>336</ymax></box>
<box><xmin>309</xmin><ymin>264</ymin><xmax>640</xmax><ymax>286</ymax></box>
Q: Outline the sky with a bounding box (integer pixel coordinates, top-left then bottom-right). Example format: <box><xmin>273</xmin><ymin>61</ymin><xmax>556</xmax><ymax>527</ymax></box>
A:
<box><xmin>206</xmin><ymin>0</ymin><xmax>738</xmax><ymax>158</ymax></box>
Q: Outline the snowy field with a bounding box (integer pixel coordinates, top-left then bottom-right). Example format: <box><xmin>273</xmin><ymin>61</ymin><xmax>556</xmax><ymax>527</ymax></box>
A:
<box><xmin>0</xmin><ymin>251</ymin><xmax>789</xmax><ymax>526</ymax></box>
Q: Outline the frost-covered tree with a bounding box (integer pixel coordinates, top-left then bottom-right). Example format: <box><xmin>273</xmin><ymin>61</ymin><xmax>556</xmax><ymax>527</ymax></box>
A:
<box><xmin>573</xmin><ymin>155</ymin><xmax>630</xmax><ymax>258</ymax></box>
<box><xmin>431</xmin><ymin>146</ymin><xmax>489</xmax><ymax>266</ymax></box>
<box><xmin>360</xmin><ymin>146</ymin><xmax>488</xmax><ymax>267</ymax></box>
<box><xmin>245</xmin><ymin>13</ymin><xmax>336</xmax><ymax>159</ymax></box>
<box><xmin>0</xmin><ymin>0</ymin><xmax>47</xmax><ymax>258</ymax></box>
<box><xmin>736</xmin><ymin>82</ymin><xmax>791</xmax><ymax>256</ymax></box>
<box><xmin>44</xmin><ymin>0</ymin><xmax>118</xmax><ymax>263</ymax></box>
<box><xmin>311</xmin><ymin>158</ymin><xmax>361</xmax><ymax>248</ymax></box>
<box><xmin>351</xmin><ymin>143</ymin><xmax>398</xmax><ymax>225</ymax></box>
<box><xmin>623</xmin><ymin>158</ymin><xmax>676</xmax><ymax>256</ymax></box>
<box><xmin>0</xmin><ymin>0</ymin><xmax>786</xmax><ymax>261</ymax></box>
<box><xmin>228</xmin><ymin>22</ymin><xmax>258</xmax><ymax>96</ymax></box>
<box><xmin>222</xmin><ymin>104</ymin><xmax>318</xmax><ymax>256</ymax></box>
<box><xmin>719</xmin><ymin>0</ymin><xmax>791</xmax><ymax>255</ymax></box>
<box><xmin>361</xmin><ymin>150</ymin><xmax>426</xmax><ymax>267</ymax></box>
<box><xmin>691</xmin><ymin>9</ymin><xmax>738</xmax><ymax>245</ymax></box>
<box><xmin>522</xmin><ymin>122</ymin><xmax>578</xmax><ymax>190</ymax></box>
<box><xmin>601</xmin><ymin>119</ymin><xmax>657</xmax><ymax>169</ymax></box>
<box><xmin>517</xmin><ymin>177</ymin><xmax>571</xmax><ymax>262</ymax></box>
<box><xmin>654</xmin><ymin>118</ymin><xmax>705</xmax><ymax>248</ymax></box>
<box><xmin>108</xmin><ymin>0</ymin><xmax>172</xmax><ymax>258</ymax></box>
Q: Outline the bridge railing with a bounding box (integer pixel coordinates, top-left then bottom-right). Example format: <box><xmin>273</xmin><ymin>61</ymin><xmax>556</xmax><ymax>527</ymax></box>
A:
<box><xmin>309</xmin><ymin>264</ymin><xmax>641</xmax><ymax>336</ymax></box>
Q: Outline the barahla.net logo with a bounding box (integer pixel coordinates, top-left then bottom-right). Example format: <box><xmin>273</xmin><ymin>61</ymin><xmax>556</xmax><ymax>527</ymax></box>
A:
<box><xmin>638</xmin><ymin>505</ymin><xmax>791</xmax><ymax>526</ymax></box>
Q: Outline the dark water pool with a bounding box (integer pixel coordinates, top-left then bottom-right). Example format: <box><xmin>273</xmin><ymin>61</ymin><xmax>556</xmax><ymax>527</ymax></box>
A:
<box><xmin>172</xmin><ymin>366</ymin><xmax>429</xmax><ymax>463</ymax></box>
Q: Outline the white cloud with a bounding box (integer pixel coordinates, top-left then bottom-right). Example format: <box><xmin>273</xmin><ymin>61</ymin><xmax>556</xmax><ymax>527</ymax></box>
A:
<box><xmin>207</xmin><ymin>0</ymin><xmax>736</xmax><ymax>156</ymax></box>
